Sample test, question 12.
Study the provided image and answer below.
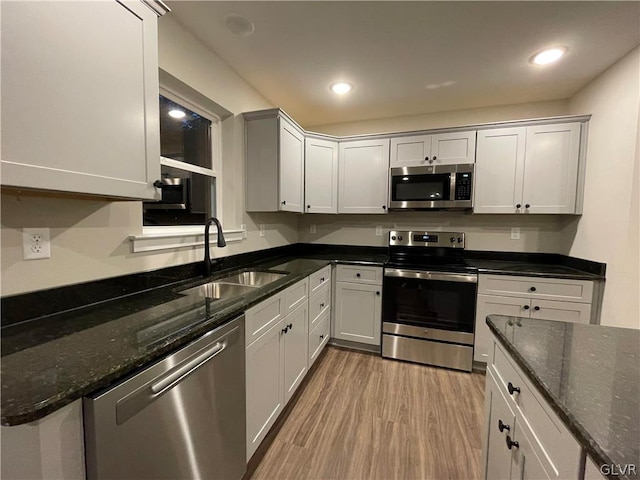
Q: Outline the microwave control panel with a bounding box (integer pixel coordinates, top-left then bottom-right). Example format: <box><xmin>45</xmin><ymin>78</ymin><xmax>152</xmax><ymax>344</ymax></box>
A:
<box><xmin>454</xmin><ymin>172</ymin><xmax>472</xmax><ymax>201</ymax></box>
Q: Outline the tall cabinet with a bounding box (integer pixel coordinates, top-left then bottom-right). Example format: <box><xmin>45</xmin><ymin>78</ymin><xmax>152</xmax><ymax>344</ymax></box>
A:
<box><xmin>1</xmin><ymin>0</ymin><xmax>167</xmax><ymax>200</ymax></box>
<box><xmin>245</xmin><ymin>109</ymin><xmax>305</xmax><ymax>212</ymax></box>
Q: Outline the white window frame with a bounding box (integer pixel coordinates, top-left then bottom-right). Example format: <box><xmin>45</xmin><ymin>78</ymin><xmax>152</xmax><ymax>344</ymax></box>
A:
<box><xmin>130</xmin><ymin>84</ymin><xmax>245</xmax><ymax>253</ymax></box>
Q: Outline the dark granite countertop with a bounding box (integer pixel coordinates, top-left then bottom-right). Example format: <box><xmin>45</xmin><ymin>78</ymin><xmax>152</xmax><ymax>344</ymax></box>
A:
<box><xmin>487</xmin><ymin>315</ymin><xmax>639</xmax><ymax>479</ymax></box>
<box><xmin>0</xmin><ymin>257</ymin><xmax>332</xmax><ymax>426</ymax></box>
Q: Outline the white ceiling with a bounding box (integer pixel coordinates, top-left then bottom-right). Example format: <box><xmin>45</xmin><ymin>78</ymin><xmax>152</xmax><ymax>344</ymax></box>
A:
<box><xmin>167</xmin><ymin>1</ymin><xmax>640</xmax><ymax>127</ymax></box>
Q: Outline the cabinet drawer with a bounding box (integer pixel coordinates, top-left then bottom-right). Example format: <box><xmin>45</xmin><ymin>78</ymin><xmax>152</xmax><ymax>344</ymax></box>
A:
<box><xmin>309</xmin><ymin>265</ymin><xmax>331</xmax><ymax>293</ymax></box>
<box><xmin>308</xmin><ymin>311</ymin><xmax>330</xmax><ymax>368</ymax></box>
<box><xmin>309</xmin><ymin>283</ymin><xmax>331</xmax><ymax>328</ymax></box>
<box><xmin>336</xmin><ymin>264</ymin><xmax>382</xmax><ymax>285</ymax></box>
<box><xmin>530</xmin><ymin>299</ymin><xmax>591</xmax><ymax>323</ymax></box>
<box><xmin>478</xmin><ymin>275</ymin><xmax>593</xmax><ymax>303</ymax></box>
<box><xmin>245</xmin><ymin>293</ymin><xmax>284</xmax><ymax>347</ymax></box>
<box><xmin>284</xmin><ymin>278</ymin><xmax>309</xmax><ymax>315</ymax></box>
<box><xmin>491</xmin><ymin>341</ymin><xmax>582</xmax><ymax>479</ymax></box>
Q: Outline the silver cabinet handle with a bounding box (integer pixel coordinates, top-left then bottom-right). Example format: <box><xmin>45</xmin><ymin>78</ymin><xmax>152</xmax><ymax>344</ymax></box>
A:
<box><xmin>150</xmin><ymin>341</ymin><xmax>226</xmax><ymax>395</ymax></box>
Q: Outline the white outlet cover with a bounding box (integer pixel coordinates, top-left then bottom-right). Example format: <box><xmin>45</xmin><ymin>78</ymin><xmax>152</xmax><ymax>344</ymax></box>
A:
<box><xmin>310</xmin><ymin>224</ymin><xmax>317</xmax><ymax>234</ymax></box>
<box><xmin>511</xmin><ymin>227</ymin><xmax>521</xmax><ymax>240</ymax></box>
<box><xmin>259</xmin><ymin>224</ymin><xmax>265</xmax><ymax>238</ymax></box>
<box><xmin>375</xmin><ymin>225</ymin><xmax>383</xmax><ymax>236</ymax></box>
<box><xmin>23</xmin><ymin>228</ymin><xmax>51</xmax><ymax>260</ymax></box>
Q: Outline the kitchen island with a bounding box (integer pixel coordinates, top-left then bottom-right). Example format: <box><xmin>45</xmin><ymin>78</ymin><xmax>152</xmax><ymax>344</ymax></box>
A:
<box><xmin>484</xmin><ymin>315</ymin><xmax>639</xmax><ymax>480</ymax></box>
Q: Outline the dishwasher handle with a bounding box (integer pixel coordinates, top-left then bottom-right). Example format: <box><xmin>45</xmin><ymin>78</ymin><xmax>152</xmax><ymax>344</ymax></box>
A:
<box><xmin>150</xmin><ymin>341</ymin><xmax>226</xmax><ymax>395</ymax></box>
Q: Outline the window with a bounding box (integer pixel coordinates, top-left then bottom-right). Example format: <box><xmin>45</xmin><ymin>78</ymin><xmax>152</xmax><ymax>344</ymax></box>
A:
<box><xmin>143</xmin><ymin>92</ymin><xmax>221</xmax><ymax>227</ymax></box>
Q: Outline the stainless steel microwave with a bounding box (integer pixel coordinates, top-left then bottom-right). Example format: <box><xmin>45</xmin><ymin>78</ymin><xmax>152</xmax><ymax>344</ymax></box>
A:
<box><xmin>388</xmin><ymin>164</ymin><xmax>474</xmax><ymax>210</ymax></box>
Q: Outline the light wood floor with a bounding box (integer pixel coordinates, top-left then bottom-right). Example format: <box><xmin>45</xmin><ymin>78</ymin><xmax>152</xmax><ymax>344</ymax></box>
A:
<box><xmin>249</xmin><ymin>346</ymin><xmax>486</xmax><ymax>480</ymax></box>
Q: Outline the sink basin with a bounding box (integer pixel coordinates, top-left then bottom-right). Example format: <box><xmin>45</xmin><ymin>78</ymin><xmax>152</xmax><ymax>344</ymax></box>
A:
<box><xmin>181</xmin><ymin>282</ymin><xmax>259</xmax><ymax>300</ymax></box>
<box><xmin>216</xmin><ymin>271</ymin><xmax>288</xmax><ymax>287</ymax></box>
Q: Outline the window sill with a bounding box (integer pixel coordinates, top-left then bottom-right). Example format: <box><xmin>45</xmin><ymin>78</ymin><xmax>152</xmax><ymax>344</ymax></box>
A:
<box><xmin>129</xmin><ymin>227</ymin><xmax>246</xmax><ymax>253</ymax></box>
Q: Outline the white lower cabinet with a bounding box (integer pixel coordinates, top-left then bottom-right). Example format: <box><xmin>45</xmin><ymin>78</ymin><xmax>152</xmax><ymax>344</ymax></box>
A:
<box><xmin>283</xmin><ymin>302</ymin><xmax>309</xmax><ymax>405</ymax></box>
<box><xmin>309</xmin><ymin>311</ymin><xmax>330</xmax><ymax>367</ymax></box>
<box><xmin>333</xmin><ymin>265</ymin><xmax>383</xmax><ymax>346</ymax></box>
<box><xmin>482</xmin><ymin>337</ymin><xmax>582</xmax><ymax>480</ymax></box>
<box><xmin>474</xmin><ymin>275</ymin><xmax>594</xmax><ymax>364</ymax></box>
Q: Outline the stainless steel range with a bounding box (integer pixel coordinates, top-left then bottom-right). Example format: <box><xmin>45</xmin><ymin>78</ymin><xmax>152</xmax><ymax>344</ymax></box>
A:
<box><xmin>381</xmin><ymin>230</ymin><xmax>477</xmax><ymax>372</ymax></box>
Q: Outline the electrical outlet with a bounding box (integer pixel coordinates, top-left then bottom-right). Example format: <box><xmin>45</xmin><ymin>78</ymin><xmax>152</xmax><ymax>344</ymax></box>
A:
<box><xmin>259</xmin><ymin>224</ymin><xmax>265</xmax><ymax>238</ymax></box>
<box><xmin>375</xmin><ymin>225</ymin><xmax>383</xmax><ymax>236</ymax></box>
<box><xmin>23</xmin><ymin>228</ymin><xmax>51</xmax><ymax>260</ymax></box>
<box><xmin>511</xmin><ymin>227</ymin><xmax>521</xmax><ymax>240</ymax></box>
<box><xmin>310</xmin><ymin>224</ymin><xmax>317</xmax><ymax>234</ymax></box>
<box><xmin>240</xmin><ymin>224</ymin><xmax>247</xmax><ymax>239</ymax></box>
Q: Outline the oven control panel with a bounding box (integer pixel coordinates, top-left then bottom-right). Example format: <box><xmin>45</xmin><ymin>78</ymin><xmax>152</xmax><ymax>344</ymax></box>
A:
<box><xmin>389</xmin><ymin>230</ymin><xmax>465</xmax><ymax>248</ymax></box>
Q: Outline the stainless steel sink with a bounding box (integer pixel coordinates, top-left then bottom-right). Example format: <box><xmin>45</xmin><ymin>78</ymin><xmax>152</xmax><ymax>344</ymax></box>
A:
<box><xmin>217</xmin><ymin>271</ymin><xmax>287</xmax><ymax>287</ymax></box>
<box><xmin>181</xmin><ymin>282</ymin><xmax>259</xmax><ymax>300</ymax></box>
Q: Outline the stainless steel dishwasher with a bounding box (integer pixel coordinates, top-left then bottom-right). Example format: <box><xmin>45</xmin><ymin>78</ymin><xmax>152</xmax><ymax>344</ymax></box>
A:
<box><xmin>84</xmin><ymin>315</ymin><xmax>246</xmax><ymax>480</ymax></box>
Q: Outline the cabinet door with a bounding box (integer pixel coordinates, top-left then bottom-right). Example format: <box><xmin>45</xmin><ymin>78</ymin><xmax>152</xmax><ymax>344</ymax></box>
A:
<box><xmin>338</xmin><ymin>139</ymin><xmax>390</xmax><ymax>214</ymax></box>
<box><xmin>522</xmin><ymin>123</ymin><xmax>581</xmax><ymax>214</ymax></box>
<box><xmin>483</xmin><ymin>369</ymin><xmax>516</xmax><ymax>480</ymax></box>
<box><xmin>1</xmin><ymin>1</ymin><xmax>160</xmax><ymax>200</ymax></box>
<box><xmin>309</xmin><ymin>311</ymin><xmax>330</xmax><ymax>368</ymax></box>
<box><xmin>510</xmin><ymin>418</ymin><xmax>552</xmax><ymax>480</ymax></box>
<box><xmin>279</xmin><ymin>117</ymin><xmax>305</xmax><ymax>212</ymax></box>
<box><xmin>305</xmin><ymin>138</ymin><xmax>338</xmax><ymax>213</ymax></box>
<box><xmin>431</xmin><ymin>131</ymin><xmax>477</xmax><ymax>165</ymax></box>
<box><xmin>474</xmin><ymin>127</ymin><xmax>526</xmax><ymax>214</ymax></box>
<box><xmin>389</xmin><ymin>135</ymin><xmax>431</xmax><ymax>167</ymax></box>
<box><xmin>283</xmin><ymin>303</ymin><xmax>309</xmax><ymax>405</ymax></box>
<box><xmin>334</xmin><ymin>282</ymin><xmax>382</xmax><ymax>345</ymax></box>
<box><xmin>475</xmin><ymin>295</ymin><xmax>530</xmax><ymax>363</ymax></box>
<box><xmin>246</xmin><ymin>320</ymin><xmax>284</xmax><ymax>462</ymax></box>
<box><xmin>529</xmin><ymin>299</ymin><xmax>591</xmax><ymax>324</ymax></box>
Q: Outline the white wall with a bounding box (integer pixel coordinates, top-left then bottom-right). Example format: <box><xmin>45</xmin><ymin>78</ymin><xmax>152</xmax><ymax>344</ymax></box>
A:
<box><xmin>566</xmin><ymin>47</ymin><xmax>640</xmax><ymax>329</ymax></box>
<box><xmin>0</xmin><ymin>15</ymin><xmax>298</xmax><ymax>297</ymax></box>
<box><xmin>306</xmin><ymin>100</ymin><xmax>569</xmax><ymax>136</ymax></box>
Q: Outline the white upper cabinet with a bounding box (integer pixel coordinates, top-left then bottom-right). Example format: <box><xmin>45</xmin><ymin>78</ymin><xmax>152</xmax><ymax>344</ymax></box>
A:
<box><xmin>475</xmin><ymin>122</ymin><xmax>583</xmax><ymax>214</ymax></box>
<box><xmin>305</xmin><ymin>138</ymin><xmax>339</xmax><ymax>214</ymax></box>
<box><xmin>245</xmin><ymin>109</ymin><xmax>305</xmax><ymax>213</ymax></box>
<box><xmin>338</xmin><ymin>138</ymin><xmax>390</xmax><ymax>214</ymax></box>
<box><xmin>0</xmin><ymin>1</ymin><xmax>164</xmax><ymax>200</ymax></box>
<box><xmin>474</xmin><ymin>127</ymin><xmax>527</xmax><ymax>214</ymax></box>
<box><xmin>278</xmin><ymin>117</ymin><xmax>305</xmax><ymax>212</ymax></box>
<box><xmin>522</xmin><ymin>123</ymin><xmax>581</xmax><ymax>214</ymax></box>
<box><xmin>390</xmin><ymin>131</ymin><xmax>475</xmax><ymax>168</ymax></box>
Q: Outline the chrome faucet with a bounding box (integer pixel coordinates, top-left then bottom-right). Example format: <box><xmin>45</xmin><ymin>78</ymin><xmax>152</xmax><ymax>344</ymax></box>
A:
<box><xmin>204</xmin><ymin>217</ymin><xmax>226</xmax><ymax>277</ymax></box>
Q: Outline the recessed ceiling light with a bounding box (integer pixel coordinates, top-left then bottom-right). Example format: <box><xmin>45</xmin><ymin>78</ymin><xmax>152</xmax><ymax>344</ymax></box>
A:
<box><xmin>531</xmin><ymin>47</ymin><xmax>568</xmax><ymax>65</ymax></box>
<box><xmin>224</xmin><ymin>14</ymin><xmax>255</xmax><ymax>37</ymax></box>
<box><xmin>168</xmin><ymin>109</ymin><xmax>186</xmax><ymax>119</ymax></box>
<box><xmin>330</xmin><ymin>82</ymin><xmax>352</xmax><ymax>95</ymax></box>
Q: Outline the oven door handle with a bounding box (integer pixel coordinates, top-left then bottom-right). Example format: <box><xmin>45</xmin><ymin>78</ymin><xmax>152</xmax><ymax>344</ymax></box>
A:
<box><xmin>384</xmin><ymin>268</ymin><xmax>478</xmax><ymax>283</ymax></box>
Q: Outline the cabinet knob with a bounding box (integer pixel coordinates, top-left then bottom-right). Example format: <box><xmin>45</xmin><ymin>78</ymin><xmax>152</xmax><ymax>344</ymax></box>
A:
<box><xmin>529</xmin><ymin>286</ymin><xmax>536</xmax><ymax>292</ymax></box>
<box><xmin>382</xmin><ymin>205</ymin><xmax>387</xmax><ymax>210</ymax></box>
<box><xmin>516</xmin><ymin>204</ymin><xmax>521</xmax><ymax>209</ymax></box>
<box><xmin>320</xmin><ymin>277</ymin><xmax>325</xmax><ymax>282</ymax></box>
<box><xmin>153</xmin><ymin>180</ymin><xmax>164</xmax><ymax>189</ymax></box>
<box><xmin>507</xmin><ymin>382</ymin><xmax>521</xmax><ymax>395</ymax></box>
<box><xmin>523</xmin><ymin>305</ymin><xmax>530</xmax><ymax>310</ymax></box>
<box><xmin>282</xmin><ymin>326</ymin><xmax>289</xmax><ymax>334</ymax></box>
<box><xmin>376</xmin><ymin>291</ymin><xmax>381</xmax><ymax>296</ymax></box>
<box><xmin>505</xmin><ymin>435</ymin><xmax>519</xmax><ymax>450</ymax></box>
<box><xmin>282</xmin><ymin>200</ymin><xmax>286</xmax><ymax>205</ymax></box>
<box><xmin>533</xmin><ymin>306</ymin><xmax>540</xmax><ymax>311</ymax></box>
<box><xmin>320</xmin><ymin>334</ymin><xmax>325</xmax><ymax>340</ymax></box>
<box><xmin>498</xmin><ymin>419</ymin><xmax>510</xmax><ymax>433</ymax></box>
<box><xmin>525</xmin><ymin>204</ymin><xmax>530</xmax><ymax>209</ymax></box>
<box><xmin>287</xmin><ymin>323</ymin><xmax>293</xmax><ymax>330</ymax></box>
<box><xmin>424</xmin><ymin>156</ymin><xmax>430</xmax><ymax>161</ymax></box>
<box><xmin>307</xmin><ymin>205</ymin><xmax>311</xmax><ymax>209</ymax></box>
<box><xmin>356</xmin><ymin>273</ymin><xmax>361</xmax><ymax>278</ymax></box>
<box><xmin>320</xmin><ymin>303</ymin><xmax>325</xmax><ymax>308</ymax></box>
<box><xmin>432</xmin><ymin>156</ymin><xmax>437</xmax><ymax>161</ymax></box>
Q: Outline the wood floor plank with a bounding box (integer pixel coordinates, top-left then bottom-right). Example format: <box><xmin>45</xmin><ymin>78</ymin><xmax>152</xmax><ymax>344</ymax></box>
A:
<box><xmin>249</xmin><ymin>346</ymin><xmax>486</xmax><ymax>480</ymax></box>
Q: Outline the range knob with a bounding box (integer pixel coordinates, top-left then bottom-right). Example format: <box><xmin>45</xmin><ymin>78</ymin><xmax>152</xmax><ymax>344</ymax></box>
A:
<box><xmin>450</xmin><ymin>237</ymin><xmax>456</xmax><ymax>243</ymax></box>
<box><xmin>458</xmin><ymin>237</ymin><xmax>463</xmax><ymax>243</ymax></box>
<box><xmin>391</xmin><ymin>235</ymin><xmax>397</xmax><ymax>240</ymax></box>
<box><xmin>398</xmin><ymin>235</ymin><xmax>403</xmax><ymax>241</ymax></box>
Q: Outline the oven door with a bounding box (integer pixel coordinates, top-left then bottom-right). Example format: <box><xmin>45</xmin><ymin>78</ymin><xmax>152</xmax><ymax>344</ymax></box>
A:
<box><xmin>382</xmin><ymin>268</ymin><xmax>477</xmax><ymax>344</ymax></box>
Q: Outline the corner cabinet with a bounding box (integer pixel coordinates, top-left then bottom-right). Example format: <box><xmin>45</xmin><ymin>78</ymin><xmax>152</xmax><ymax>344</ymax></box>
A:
<box><xmin>305</xmin><ymin>137</ymin><xmax>339</xmax><ymax>214</ymax></box>
<box><xmin>245</xmin><ymin>109</ymin><xmax>305</xmax><ymax>213</ymax></box>
<box><xmin>0</xmin><ymin>0</ymin><xmax>166</xmax><ymax>200</ymax></box>
<box><xmin>474</xmin><ymin>122</ymin><xmax>584</xmax><ymax>214</ymax></box>
<box><xmin>338</xmin><ymin>139</ymin><xmax>390</xmax><ymax>214</ymax></box>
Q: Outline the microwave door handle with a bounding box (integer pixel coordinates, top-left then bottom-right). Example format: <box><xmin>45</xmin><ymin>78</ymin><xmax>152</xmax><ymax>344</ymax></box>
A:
<box><xmin>449</xmin><ymin>172</ymin><xmax>456</xmax><ymax>202</ymax></box>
